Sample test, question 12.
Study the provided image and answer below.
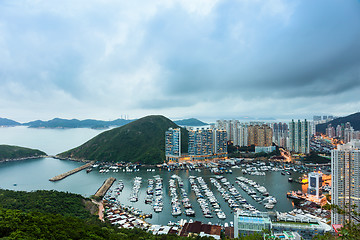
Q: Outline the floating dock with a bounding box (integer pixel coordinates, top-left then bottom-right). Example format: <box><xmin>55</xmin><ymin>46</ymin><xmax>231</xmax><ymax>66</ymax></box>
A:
<box><xmin>49</xmin><ymin>161</ymin><xmax>95</xmax><ymax>181</ymax></box>
<box><xmin>95</xmin><ymin>177</ymin><xmax>116</xmax><ymax>198</ymax></box>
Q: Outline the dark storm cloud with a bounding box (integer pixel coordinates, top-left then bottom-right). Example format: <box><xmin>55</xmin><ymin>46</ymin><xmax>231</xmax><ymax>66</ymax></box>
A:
<box><xmin>141</xmin><ymin>0</ymin><xmax>360</xmax><ymax>103</ymax></box>
<box><xmin>0</xmin><ymin>0</ymin><xmax>360</xmax><ymax>120</ymax></box>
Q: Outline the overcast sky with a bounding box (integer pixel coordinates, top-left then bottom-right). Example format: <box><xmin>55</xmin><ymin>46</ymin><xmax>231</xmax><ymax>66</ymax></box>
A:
<box><xmin>1</xmin><ymin>0</ymin><xmax>360</xmax><ymax>122</ymax></box>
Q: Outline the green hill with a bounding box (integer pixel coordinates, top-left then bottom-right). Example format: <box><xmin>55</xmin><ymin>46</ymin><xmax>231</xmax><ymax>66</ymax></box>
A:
<box><xmin>0</xmin><ymin>145</ymin><xmax>46</xmax><ymax>161</ymax></box>
<box><xmin>58</xmin><ymin>115</ymin><xmax>188</xmax><ymax>164</ymax></box>
<box><xmin>316</xmin><ymin>112</ymin><xmax>360</xmax><ymax>134</ymax></box>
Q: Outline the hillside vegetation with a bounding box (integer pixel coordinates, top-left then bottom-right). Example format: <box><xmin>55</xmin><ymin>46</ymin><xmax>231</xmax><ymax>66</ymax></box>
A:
<box><xmin>0</xmin><ymin>189</ymin><xmax>218</xmax><ymax>240</ymax></box>
<box><xmin>58</xmin><ymin>115</ymin><xmax>188</xmax><ymax>164</ymax></box>
<box><xmin>0</xmin><ymin>145</ymin><xmax>46</xmax><ymax>161</ymax></box>
<box><xmin>0</xmin><ymin>189</ymin><xmax>95</xmax><ymax>219</ymax></box>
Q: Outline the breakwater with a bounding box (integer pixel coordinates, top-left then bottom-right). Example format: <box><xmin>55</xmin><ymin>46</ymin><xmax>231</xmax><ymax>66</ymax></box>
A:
<box><xmin>95</xmin><ymin>177</ymin><xmax>116</xmax><ymax>198</ymax></box>
<box><xmin>49</xmin><ymin>161</ymin><xmax>95</xmax><ymax>181</ymax></box>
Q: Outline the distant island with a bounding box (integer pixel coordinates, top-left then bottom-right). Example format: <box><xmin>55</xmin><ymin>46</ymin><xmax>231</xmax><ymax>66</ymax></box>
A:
<box><xmin>23</xmin><ymin>118</ymin><xmax>133</xmax><ymax>129</ymax></box>
<box><xmin>174</xmin><ymin>118</ymin><xmax>208</xmax><ymax>126</ymax></box>
<box><xmin>58</xmin><ymin>115</ymin><xmax>189</xmax><ymax>164</ymax></box>
<box><xmin>0</xmin><ymin>145</ymin><xmax>47</xmax><ymax>162</ymax></box>
<box><xmin>0</xmin><ymin>117</ymin><xmax>207</xmax><ymax>129</ymax></box>
<box><xmin>0</xmin><ymin>117</ymin><xmax>21</xmax><ymax>127</ymax></box>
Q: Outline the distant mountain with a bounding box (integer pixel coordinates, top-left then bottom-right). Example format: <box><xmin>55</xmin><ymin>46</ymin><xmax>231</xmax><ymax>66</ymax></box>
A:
<box><xmin>316</xmin><ymin>112</ymin><xmax>360</xmax><ymax>134</ymax></box>
<box><xmin>24</xmin><ymin>118</ymin><xmax>133</xmax><ymax>129</ymax></box>
<box><xmin>0</xmin><ymin>118</ymin><xmax>21</xmax><ymax>126</ymax></box>
<box><xmin>0</xmin><ymin>145</ymin><xmax>46</xmax><ymax>161</ymax></box>
<box><xmin>58</xmin><ymin>115</ymin><xmax>188</xmax><ymax>164</ymax></box>
<box><xmin>174</xmin><ymin>118</ymin><xmax>208</xmax><ymax>126</ymax></box>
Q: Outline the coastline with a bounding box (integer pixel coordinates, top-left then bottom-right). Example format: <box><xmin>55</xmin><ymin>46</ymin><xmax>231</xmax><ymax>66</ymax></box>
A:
<box><xmin>52</xmin><ymin>155</ymin><xmax>160</xmax><ymax>167</ymax></box>
<box><xmin>52</xmin><ymin>155</ymin><xmax>93</xmax><ymax>163</ymax></box>
<box><xmin>0</xmin><ymin>155</ymin><xmax>48</xmax><ymax>164</ymax></box>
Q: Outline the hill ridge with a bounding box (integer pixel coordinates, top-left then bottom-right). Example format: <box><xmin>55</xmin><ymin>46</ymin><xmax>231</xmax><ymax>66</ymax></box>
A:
<box><xmin>316</xmin><ymin>112</ymin><xmax>360</xmax><ymax>134</ymax></box>
<box><xmin>58</xmin><ymin>115</ymin><xmax>188</xmax><ymax>164</ymax></box>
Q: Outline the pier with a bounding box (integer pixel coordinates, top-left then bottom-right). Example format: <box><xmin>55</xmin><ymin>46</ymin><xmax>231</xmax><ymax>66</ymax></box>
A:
<box><xmin>49</xmin><ymin>161</ymin><xmax>95</xmax><ymax>181</ymax></box>
<box><xmin>95</xmin><ymin>177</ymin><xmax>116</xmax><ymax>198</ymax></box>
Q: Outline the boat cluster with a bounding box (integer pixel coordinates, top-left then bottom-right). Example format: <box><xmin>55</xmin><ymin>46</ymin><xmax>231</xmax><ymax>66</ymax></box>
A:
<box><xmin>152</xmin><ymin>175</ymin><xmax>164</xmax><ymax>213</ymax></box>
<box><xmin>241</xmin><ymin>162</ymin><xmax>283</xmax><ymax>175</ymax></box>
<box><xmin>169</xmin><ymin>176</ymin><xmax>182</xmax><ymax>216</ymax></box>
<box><xmin>210</xmin><ymin>176</ymin><xmax>251</xmax><ymax>212</ymax></box>
<box><xmin>129</xmin><ymin>177</ymin><xmax>142</xmax><ymax>202</ymax></box>
<box><xmin>189</xmin><ymin>176</ymin><xmax>226</xmax><ymax>219</ymax></box>
<box><xmin>145</xmin><ymin>179</ymin><xmax>154</xmax><ymax>204</ymax></box>
<box><xmin>114</xmin><ymin>180</ymin><xmax>124</xmax><ymax>195</ymax></box>
<box><xmin>99</xmin><ymin>166</ymin><xmax>140</xmax><ymax>173</ymax></box>
<box><xmin>236</xmin><ymin>177</ymin><xmax>277</xmax><ymax>209</ymax></box>
<box><xmin>210</xmin><ymin>167</ymin><xmax>232</xmax><ymax>175</ymax></box>
<box><xmin>169</xmin><ymin>175</ymin><xmax>195</xmax><ymax>217</ymax></box>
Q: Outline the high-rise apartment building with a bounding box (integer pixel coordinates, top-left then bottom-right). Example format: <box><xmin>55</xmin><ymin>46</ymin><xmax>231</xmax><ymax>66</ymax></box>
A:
<box><xmin>288</xmin><ymin>120</ymin><xmax>310</xmax><ymax>154</ymax></box>
<box><xmin>331</xmin><ymin>140</ymin><xmax>360</xmax><ymax>225</ymax></box>
<box><xmin>216</xmin><ymin>120</ymin><xmax>237</xmax><ymax>144</ymax></box>
<box><xmin>165</xmin><ymin>128</ymin><xmax>181</xmax><ymax>161</ymax></box>
<box><xmin>248</xmin><ymin>124</ymin><xmax>272</xmax><ymax>147</ymax></box>
<box><xmin>214</xmin><ymin>129</ymin><xmax>227</xmax><ymax>154</ymax></box>
<box><xmin>188</xmin><ymin>128</ymin><xmax>213</xmax><ymax>156</ymax></box>
<box><xmin>237</xmin><ymin>124</ymin><xmax>248</xmax><ymax>147</ymax></box>
<box><xmin>272</xmin><ymin>122</ymin><xmax>288</xmax><ymax>148</ymax></box>
<box><xmin>188</xmin><ymin>128</ymin><xmax>227</xmax><ymax>160</ymax></box>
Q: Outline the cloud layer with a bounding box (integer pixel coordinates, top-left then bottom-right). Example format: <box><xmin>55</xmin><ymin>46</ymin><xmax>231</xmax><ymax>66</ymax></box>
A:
<box><xmin>0</xmin><ymin>0</ymin><xmax>360</xmax><ymax>122</ymax></box>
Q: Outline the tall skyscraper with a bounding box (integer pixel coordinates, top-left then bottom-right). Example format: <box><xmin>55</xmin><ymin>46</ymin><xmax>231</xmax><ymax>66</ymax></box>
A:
<box><xmin>288</xmin><ymin>119</ymin><xmax>310</xmax><ymax>154</ymax></box>
<box><xmin>165</xmin><ymin>128</ymin><xmax>181</xmax><ymax>161</ymax></box>
<box><xmin>331</xmin><ymin>140</ymin><xmax>360</xmax><ymax>225</ymax></box>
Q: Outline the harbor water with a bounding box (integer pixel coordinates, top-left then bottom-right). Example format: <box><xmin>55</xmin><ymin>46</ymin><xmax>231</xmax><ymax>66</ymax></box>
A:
<box><xmin>0</xmin><ymin>157</ymin><xmax>304</xmax><ymax>225</ymax></box>
<box><xmin>0</xmin><ymin>126</ymin><xmax>304</xmax><ymax>225</ymax></box>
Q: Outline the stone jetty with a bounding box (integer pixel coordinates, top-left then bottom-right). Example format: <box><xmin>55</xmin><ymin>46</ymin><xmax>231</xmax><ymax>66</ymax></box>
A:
<box><xmin>49</xmin><ymin>161</ymin><xmax>95</xmax><ymax>181</ymax></box>
<box><xmin>95</xmin><ymin>177</ymin><xmax>116</xmax><ymax>198</ymax></box>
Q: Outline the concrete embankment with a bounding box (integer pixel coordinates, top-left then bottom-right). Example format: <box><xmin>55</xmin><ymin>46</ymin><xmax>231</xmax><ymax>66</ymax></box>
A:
<box><xmin>95</xmin><ymin>177</ymin><xmax>116</xmax><ymax>198</ymax></box>
<box><xmin>49</xmin><ymin>161</ymin><xmax>95</xmax><ymax>181</ymax></box>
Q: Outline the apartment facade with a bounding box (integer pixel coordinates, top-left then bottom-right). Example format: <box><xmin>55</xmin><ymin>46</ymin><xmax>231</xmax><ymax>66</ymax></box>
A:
<box><xmin>165</xmin><ymin>128</ymin><xmax>181</xmax><ymax>161</ymax></box>
<box><xmin>331</xmin><ymin>140</ymin><xmax>360</xmax><ymax>225</ymax></box>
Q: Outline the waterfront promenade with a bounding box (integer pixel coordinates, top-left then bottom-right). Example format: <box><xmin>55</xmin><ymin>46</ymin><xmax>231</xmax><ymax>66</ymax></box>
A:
<box><xmin>49</xmin><ymin>161</ymin><xmax>95</xmax><ymax>181</ymax></box>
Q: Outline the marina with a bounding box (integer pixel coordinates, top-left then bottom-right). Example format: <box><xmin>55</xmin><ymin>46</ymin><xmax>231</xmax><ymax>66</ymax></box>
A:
<box><xmin>0</xmin><ymin>156</ymin><xmax>329</xmax><ymax>226</ymax></box>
